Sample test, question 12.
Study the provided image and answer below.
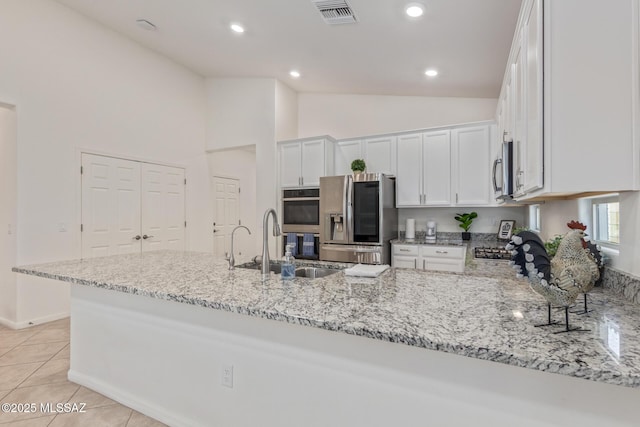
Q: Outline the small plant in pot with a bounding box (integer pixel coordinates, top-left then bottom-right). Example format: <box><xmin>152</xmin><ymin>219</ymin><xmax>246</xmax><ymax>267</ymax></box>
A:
<box><xmin>351</xmin><ymin>159</ymin><xmax>366</xmax><ymax>174</ymax></box>
<box><xmin>454</xmin><ymin>212</ymin><xmax>477</xmax><ymax>241</ymax></box>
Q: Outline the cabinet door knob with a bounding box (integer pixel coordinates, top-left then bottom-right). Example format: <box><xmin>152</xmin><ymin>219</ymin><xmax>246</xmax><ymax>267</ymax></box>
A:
<box><xmin>133</xmin><ymin>235</ymin><xmax>141</xmax><ymax>241</ymax></box>
<box><xmin>142</xmin><ymin>234</ymin><xmax>154</xmax><ymax>240</ymax></box>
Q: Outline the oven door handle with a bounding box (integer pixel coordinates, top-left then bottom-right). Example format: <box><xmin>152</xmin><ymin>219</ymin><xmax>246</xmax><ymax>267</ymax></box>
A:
<box><xmin>282</xmin><ymin>197</ymin><xmax>320</xmax><ymax>202</ymax></box>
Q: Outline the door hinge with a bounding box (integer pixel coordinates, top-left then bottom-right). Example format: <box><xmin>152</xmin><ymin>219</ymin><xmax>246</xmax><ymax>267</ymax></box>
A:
<box><xmin>238</xmin><ymin>219</ymin><xmax>241</xmax><ymax>225</ymax></box>
<box><xmin>80</xmin><ymin>166</ymin><xmax>83</xmax><ymax>175</ymax></box>
<box><xmin>184</xmin><ymin>221</ymin><xmax>187</xmax><ymax>227</ymax></box>
<box><xmin>184</xmin><ymin>178</ymin><xmax>187</xmax><ymax>185</ymax></box>
<box><xmin>238</xmin><ymin>187</ymin><xmax>241</xmax><ymax>193</ymax></box>
<box><xmin>80</xmin><ymin>224</ymin><xmax>83</xmax><ymax>232</ymax></box>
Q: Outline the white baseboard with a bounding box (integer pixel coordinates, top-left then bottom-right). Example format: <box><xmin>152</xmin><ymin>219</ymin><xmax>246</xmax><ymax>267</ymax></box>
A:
<box><xmin>0</xmin><ymin>311</ymin><xmax>69</xmax><ymax>330</ymax></box>
<box><xmin>68</xmin><ymin>370</ymin><xmax>195</xmax><ymax>427</ymax></box>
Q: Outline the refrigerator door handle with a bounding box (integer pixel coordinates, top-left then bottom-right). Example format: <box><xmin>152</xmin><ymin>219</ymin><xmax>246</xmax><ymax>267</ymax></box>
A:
<box><xmin>492</xmin><ymin>158</ymin><xmax>502</xmax><ymax>192</ymax></box>
<box><xmin>346</xmin><ymin>175</ymin><xmax>354</xmax><ymax>243</ymax></box>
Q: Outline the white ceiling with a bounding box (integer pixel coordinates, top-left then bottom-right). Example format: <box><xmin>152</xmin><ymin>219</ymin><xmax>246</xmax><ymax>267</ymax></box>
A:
<box><xmin>54</xmin><ymin>0</ymin><xmax>522</xmax><ymax>98</ymax></box>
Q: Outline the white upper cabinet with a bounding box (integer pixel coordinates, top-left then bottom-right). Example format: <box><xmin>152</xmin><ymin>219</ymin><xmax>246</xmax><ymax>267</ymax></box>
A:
<box><xmin>422</xmin><ymin>130</ymin><xmax>451</xmax><ymax>206</ymax></box>
<box><xmin>452</xmin><ymin>126</ymin><xmax>492</xmax><ymax>206</ymax></box>
<box><xmin>363</xmin><ymin>136</ymin><xmax>396</xmax><ymax>176</ymax></box>
<box><xmin>396</xmin><ymin>133</ymin><xmax>423</xmax><ymax>206</ymax></box>
<box><xmin>498</xmin><ymin>0</ymin><xmax>639</xmax><ymax>200</ymax></box>
<box><xmin>279</xmin><ymin>142</ymin><xmax>303</xmax><ymax>188</ymax></box>
<box><xmin>334</xmin><ymin>139</ymin><xmax>363</xmax><ymax>176</ymax></box>
<box><xmin>396</xmin><ymin>124</ymin><xmax>493</xmax><ymax>207</ymax></box>
<box><xmin>278</xmin><ymin>137</ymin><xmax>335</xmax><ymax>188</ymax></box>
<box><xmin>333</xmin><ymin>136</ymin><xmax>397</xmax><ymax>176</ymax></box>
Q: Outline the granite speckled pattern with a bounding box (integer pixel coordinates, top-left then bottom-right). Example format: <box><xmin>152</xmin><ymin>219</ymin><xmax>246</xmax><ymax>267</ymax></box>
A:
<box><xmin>602</xmin><ymin>267</ymin><xmax>640</xmax><ymax>304</ymax></box>
<box><xmin>13</xmin><ymin>251</ymin><xmax>640</xmax><ymax>389</ymax></box>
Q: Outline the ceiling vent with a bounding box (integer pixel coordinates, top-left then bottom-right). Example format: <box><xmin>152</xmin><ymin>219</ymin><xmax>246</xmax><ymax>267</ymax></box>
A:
<box><xmin>311</xmin><ymin>0</ymin><xmax>357</xmax><ymax>25</ymax></box>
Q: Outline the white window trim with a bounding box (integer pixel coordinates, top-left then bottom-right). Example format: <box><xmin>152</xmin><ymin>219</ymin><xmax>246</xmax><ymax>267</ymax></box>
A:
<box><xmin>590</xmin><ymin>194</ymin><xmax>620</xmax><ymax>252</ymax></box>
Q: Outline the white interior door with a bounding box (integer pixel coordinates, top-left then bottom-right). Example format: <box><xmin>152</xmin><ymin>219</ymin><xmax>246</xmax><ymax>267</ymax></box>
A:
<box><xmin>212</xmin><ymin>176</ymin><xmax>240</xmax><ymax>258</ymax></box>
<box><xmin>141</xmin><ymin>163</ymin><xmax>186</xmax><ymax>252</ymax></box>
<box><xmin>81</xmin><ymin>154</ymin><xmax>141</xmax><ymax>258</ymax></box>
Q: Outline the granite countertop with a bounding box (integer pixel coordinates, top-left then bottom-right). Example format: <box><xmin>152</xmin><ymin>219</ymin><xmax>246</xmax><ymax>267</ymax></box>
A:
<box><xmin>13</xmin><ymin>250</ymin><xmax>640</xmax><ymax>388</ymax></box>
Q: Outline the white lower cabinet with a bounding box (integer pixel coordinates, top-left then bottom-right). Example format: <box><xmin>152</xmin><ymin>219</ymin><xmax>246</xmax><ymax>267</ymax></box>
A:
<box><xmin>392</xmin><ymin>244</ymin><xmax>466</xmax><ymax>273</ymax></box>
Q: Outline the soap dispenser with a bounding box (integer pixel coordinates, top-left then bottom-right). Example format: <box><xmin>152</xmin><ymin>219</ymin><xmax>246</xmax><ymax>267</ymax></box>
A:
<box><xmin>281</xmin><ymin>244</ymin><xmax>296</xmax><ymax>280</ymax></box>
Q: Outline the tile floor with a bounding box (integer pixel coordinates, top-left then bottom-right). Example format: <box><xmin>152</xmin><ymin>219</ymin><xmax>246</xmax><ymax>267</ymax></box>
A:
<box><xmin>0</xmin><ymin>318</ymin><xmax>166</xmax><ymax>426</ymax></box>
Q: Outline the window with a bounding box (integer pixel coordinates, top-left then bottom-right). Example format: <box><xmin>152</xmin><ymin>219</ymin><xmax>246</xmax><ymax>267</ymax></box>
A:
<box><xmin>592</xmin><ymin>195</ymin><xmax>620</xmax><ymax>244</ymax></box>
<box><xmin>528</xmin><ymin>204</ymin><xmax>541</xmax><ymax>232</ymax></box>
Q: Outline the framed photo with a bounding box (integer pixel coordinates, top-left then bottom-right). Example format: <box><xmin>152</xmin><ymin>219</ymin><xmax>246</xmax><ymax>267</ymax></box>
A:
<box><xmin>498</xmin><ymin>220</ymin><xmax>516</xmax><ymax>240</ymax></box>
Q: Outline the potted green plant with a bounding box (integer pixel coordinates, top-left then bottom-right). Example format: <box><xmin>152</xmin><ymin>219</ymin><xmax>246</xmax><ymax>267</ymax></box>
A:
<box><xmin>351</xmin><ymin>159</ymin><xmax>366</xmax><ymax>174</ymax></box>
<box><xmin>454</xmin><ymin>212</ymin><xmax>477</xmax><ymax>241</ymax></box>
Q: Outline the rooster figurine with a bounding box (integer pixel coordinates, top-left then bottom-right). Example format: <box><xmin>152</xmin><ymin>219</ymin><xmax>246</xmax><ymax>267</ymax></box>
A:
<box><xmin>566</xmin><ymin>221</ymin><xmax>605</xmax><ymax>314</ymax></box>
<box><xmin>506</xmin><ymin>222</ymin><xmax>601</xmax><ymax>333</ymax></box>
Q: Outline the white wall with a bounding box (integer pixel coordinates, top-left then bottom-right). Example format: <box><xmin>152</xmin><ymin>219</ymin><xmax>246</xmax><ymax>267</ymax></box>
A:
<box><xmin>205</xmin><ymin>78</ymin><xmax>297</xmax><ymax>254</ymax></box>
<box><xmin>298</xmin><ymin>94</ymin><xmax>498</xmax><ymax>139</ymax></box>
<box><xmin>0</xmin><ymin>0</ymin><xmax>208</xmax><ymax>327</ymax></box>
<box><xmin>207</xmin><ymin>148</ymin><xmax>258</xmax><ymax>262</ymax></box>
<box><xmin>0</xmin><ymin>105</ymin><xmax>17</xmax><ymax>325</ymax></box>
<box><xmin>398</xmin><ymin>207</ymin><xmax>526</xmax><ymax>235</ymax></box>
<box><xmin>275</xmin><ymin>81</ymin><xmax>298</xmax><ymax>142</ymax></box>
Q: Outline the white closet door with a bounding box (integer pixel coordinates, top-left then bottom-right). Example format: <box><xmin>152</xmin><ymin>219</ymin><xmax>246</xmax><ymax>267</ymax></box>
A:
<box><xmin>141</xmin><ymin>163</ymin><xmax>186</xmax><ymax>252</ymax></box>
<box><xmin>81</xmin><ymin>154</ymin><xmax>141</xmax><ymax>258</ymax></box>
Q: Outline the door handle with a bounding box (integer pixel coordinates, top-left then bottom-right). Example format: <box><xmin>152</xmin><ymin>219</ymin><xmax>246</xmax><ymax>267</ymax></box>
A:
<box><xmin>492</xmin><ymin>158</ymin><xmax>502</xmax><ymax>192</ymax></box>
<box><xmin>142</xmin><ymin>234</ymin><xmax>154</xmax><ymax>240</ymax></box>
<box><xmin>213</xmin><ymin>229</ymin><xmax>218</xmax><ymax>233</ymax></box>
<box><xmin>133</xmin><ymin>235</ymin><xmax>141</xmax><ymax>240</ymax></box>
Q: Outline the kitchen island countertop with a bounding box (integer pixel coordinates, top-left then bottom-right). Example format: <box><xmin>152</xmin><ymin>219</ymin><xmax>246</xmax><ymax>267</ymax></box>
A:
<box><xmin>13</xmin><ymin>250</ymin><xmax>640</xmax><ymax>389</ymax></box>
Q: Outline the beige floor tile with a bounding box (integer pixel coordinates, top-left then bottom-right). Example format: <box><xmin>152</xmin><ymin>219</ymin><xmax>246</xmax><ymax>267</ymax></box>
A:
<box><xmin>18</xmin><ymin>359</ymin><xmax>70</xmax><ymax>388</ymax></box>
<box><xmin>69</xmin><ymin>386</ymin><xmax>117</xmax><ymax>409</ymax></box>
<box><xmin>0</xmin><ymin>347</ymin><xmax>14</xmax><ymax>358</ymax></box>
<box><xmin>41</xmin><ymin>318</ymin><xmax>70</xmax><ymax>331</ymax></box>
<box><xmin>0</xmin><ymin>382</ymin><xmax>80</xmax><ymax>423</ymax></box>
<box><xmin>50</xmin><ymin>344</ymin><xmax>69</xmax><ymax>361</ymax></box>
<box><xmin>0</xmin><ymin>415</ymin><xmax>56</xmax><ymax>426</ymax></box>
<box><xmin>21</xmin><ymin>329</ymin><xmax>70</xmax><ymax>346</ymax></box>
<box><xmin>126</xmin><ymin>410</ymin><xmax>167</xmax><ymax>427</ymax></box>
<box><xmin>0</xmin><ymin>389</ymin><xmax>10</xmax><ymax>400</ymax></box>
<box><xmin>0</xmin><ymin>362</ymin><xmax>44</xmax><ymax>390</ymax></box>
<box><xmin>0</xmin><ymin>331</ymin><xmax>39</xmax><ymax>349</ymax></box>
<box><xmin>0</xmin><ymin>342</ymin><xmax>67</xmax><ymax>367</ymax></box>
<box><xmin>48</xmin><ymin>403</ymin><xmax>132</xmax><ymax>427</ymax></box>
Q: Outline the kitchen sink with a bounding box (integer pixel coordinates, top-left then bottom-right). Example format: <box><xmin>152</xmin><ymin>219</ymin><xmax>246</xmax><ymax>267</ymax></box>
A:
<box><xmin>295</xmin><ymin>267</ymin><xmax>340</xmax><ymax>279</ymax></box>
<box><xmin>235</xmin><ymin>262</ymin><xmax>340</xmax><ymax>279</ymax></box>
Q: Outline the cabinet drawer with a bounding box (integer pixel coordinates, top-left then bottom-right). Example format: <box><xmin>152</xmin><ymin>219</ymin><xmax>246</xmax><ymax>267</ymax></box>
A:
<box><xmin>393</xmin><ymin>245</ymin><xmax>419</xmax><ymax>256</ymax></box>
<box><xmin>392</xmin><ymin>255</ymin><xmax>418</xmax><ymax>269</ymax></box>
<box><xmin>420</xmin><ymin>246</ymin><xmax>465</xmax><ymax>259</ymax></box>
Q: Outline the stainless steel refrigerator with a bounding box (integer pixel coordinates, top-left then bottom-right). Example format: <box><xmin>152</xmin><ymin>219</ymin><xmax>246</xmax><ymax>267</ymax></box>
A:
<box><xmin>319</xmin><ymin>173</ymin><xmax>397</xmax><ymax>264</ymax></box>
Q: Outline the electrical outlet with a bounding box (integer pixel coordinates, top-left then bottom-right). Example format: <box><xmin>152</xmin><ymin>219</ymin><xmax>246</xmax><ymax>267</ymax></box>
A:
<box><xmin>221</xmin><ymin>364</ymin><xmax>233</xmax><ymax>388</ymax></box>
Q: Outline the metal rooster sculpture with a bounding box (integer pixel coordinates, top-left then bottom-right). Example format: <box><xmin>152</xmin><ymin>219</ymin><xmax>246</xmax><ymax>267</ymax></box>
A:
<box><xmin>506</xmin><ymin>222</ymin><xmax>602</xmax><ymax>333</ymax></box>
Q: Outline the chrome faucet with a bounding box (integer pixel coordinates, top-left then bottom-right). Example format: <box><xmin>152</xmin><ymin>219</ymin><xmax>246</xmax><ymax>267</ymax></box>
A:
<box><xmin>261</xmin><ymin>208</ymin><xmax>281</xmax><ymax>280</ymax></box>
<box><xmin>227</xmin><ymin>225</ymin><xmax>251</xmax><ymax>270</ymax></box>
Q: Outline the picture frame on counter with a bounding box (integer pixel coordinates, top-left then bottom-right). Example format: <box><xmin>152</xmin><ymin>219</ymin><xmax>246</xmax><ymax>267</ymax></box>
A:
<box><xmin>498</xmin><ymin>220</ymin><xmax>516</xmax><ymax>240</ymax></box>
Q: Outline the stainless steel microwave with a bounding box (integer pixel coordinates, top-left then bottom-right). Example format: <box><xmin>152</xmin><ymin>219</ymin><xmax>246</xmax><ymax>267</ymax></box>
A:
<box><xmin>282</xmin><ymin>188</ymin><xmax>320</xmax><ymax>234</ymax></box>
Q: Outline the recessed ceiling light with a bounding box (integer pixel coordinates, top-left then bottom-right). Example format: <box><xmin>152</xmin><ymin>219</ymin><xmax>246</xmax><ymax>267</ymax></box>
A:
<box><xmin>136</xmin><ymin>19</ymin><xmax>157</xmax><ymax>31</ymax></box>
<box><xmin>289</xmin><ymin>70</ymin><xmax>301</xmax><ymax>78</ymax></box>
<box><xmin>230</xmin><ymin>23</ymin><xmax>245</xmax><ymax>33</ymax></box>
<box><xmin>405</xmin><ymin>3</ymin><xmax>425</xmax><ymax>18</ymax></box>
<box><xmin>425</xmin><ymin>69</ymin><xmax>438</xmax><ymax>77</ymax></box>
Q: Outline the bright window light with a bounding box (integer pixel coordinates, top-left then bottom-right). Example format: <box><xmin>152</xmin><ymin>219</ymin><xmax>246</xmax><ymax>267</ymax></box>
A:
<box><xmin>592</xmin><ymin>195</ymin><xmax>620</xmax><ymax>244</ymax></box>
